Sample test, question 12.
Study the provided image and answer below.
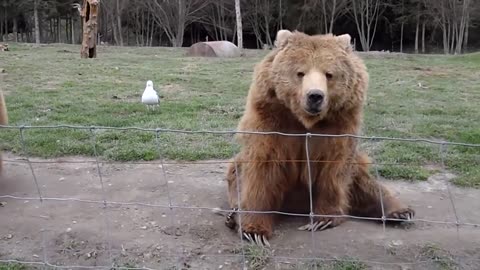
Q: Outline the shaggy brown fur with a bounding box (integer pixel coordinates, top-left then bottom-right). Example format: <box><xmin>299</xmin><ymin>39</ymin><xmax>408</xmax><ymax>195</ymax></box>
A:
<box><xmin>225</xmin><ymin>30</ymin><xmax>414</xmax><ymax>242</ymax></box>
<box><xmin>0</xmin><ymin>89</ymin><xmax>8</xmax><ymax>173</ymax></box>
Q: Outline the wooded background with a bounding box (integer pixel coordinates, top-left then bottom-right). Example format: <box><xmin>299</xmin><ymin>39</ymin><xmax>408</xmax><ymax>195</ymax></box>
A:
<box><xmin>1</xmin><ymin>0</ymin><xmax>479</xmax><ymax>54</ymax></box>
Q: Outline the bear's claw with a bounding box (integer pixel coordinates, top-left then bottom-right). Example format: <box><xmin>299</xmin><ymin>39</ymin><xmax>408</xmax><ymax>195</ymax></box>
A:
<box><xmin>298</xmin><ymin>215</ymin><xmax>344</xmax><ymax>232</ymax></box>
<box><xmin>224</xmin><ymin>207</ymin><xmax>271</xmax><ymax>247</ymax></box>
<box><xmin>225</xmin><ymin>207</ymin><xmax>238</xmax><ymax>229</ymax></box>
<box><xmin>298</xmin><ymin>220</ymin><xmax>334</xmax><ymax>231</ymax></box>
<box><xmin>242</xmin><ymin>232</ymin><xmax>270</xmax><ymax>247</ymax></box>
<box><xmin>387</xmin><ymin>208</ymin><xmax>415</xmax><ymax>222</ymax></box>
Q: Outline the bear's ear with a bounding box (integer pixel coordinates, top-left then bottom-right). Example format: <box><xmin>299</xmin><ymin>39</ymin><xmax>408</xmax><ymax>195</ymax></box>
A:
<box><xmin>336</xmin><ymin>34</ymin><xmax>352</xmax><ymax>52</ymax></box>
<box><xmin>274</xmin><ymin>29</ymin><xmax>293</xmax><ymax>48</ymax></box>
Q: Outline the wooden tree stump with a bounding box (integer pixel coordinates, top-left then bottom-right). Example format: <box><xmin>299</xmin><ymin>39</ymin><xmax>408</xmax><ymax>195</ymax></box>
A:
<box><xmin>79</xmin><ymin>0</ymin><xmax>100</xmax><ymax>59</ymax></box>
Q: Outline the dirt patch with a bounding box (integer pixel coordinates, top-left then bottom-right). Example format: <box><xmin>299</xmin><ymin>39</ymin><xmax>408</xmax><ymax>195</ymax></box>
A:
<box><xmin>41</xmin><ymin>80</ymin><xmax>60</xmax><ymax>91</ymax></box>
<box><xmin>162</xmin><ymin>83</ymin><xmax>184</xmax><ymax>94</ymax></box>
<box><xmin>111</xmin><ymin>94</ymin><xmax>144</xmax><ymax>103</ymax></box>
<box><xmin>412</xmin><ymin>66</ymin><xmax>453</xmax><ymax>77</ymax></box>
<box><xmin>1</xmin><ymin>153</ymin><xmax>480</xmax><ymax>269</ymax></box>
<box><xmin>181</xmin><ymin>62</ymin><xmax>199</xmax><ymax>73</ymax></box>
<box><xmin>56</xmin><ymin>49</ymin><xmax>75</xmax><ymax>54</ymax></box>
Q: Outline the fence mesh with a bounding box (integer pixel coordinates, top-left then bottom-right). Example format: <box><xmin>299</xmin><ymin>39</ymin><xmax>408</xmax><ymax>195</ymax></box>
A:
<box><xmin>1</xmin><ymin>124</ymin><xmax>480</xmax><ymax>269</ymax></box>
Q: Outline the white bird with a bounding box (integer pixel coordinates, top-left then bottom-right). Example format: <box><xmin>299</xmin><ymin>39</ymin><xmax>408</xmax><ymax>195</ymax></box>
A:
<box><xmin>141</xmin><ymin>80</ymin><xmax>159</xmax><ymax>110</ymax></box>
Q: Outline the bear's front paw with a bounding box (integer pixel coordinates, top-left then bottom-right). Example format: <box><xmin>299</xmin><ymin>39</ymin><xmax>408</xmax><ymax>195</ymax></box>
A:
<box><xmin>242</xmin><ymin>231</ymin><xmax>271</xmax><ymax>247</ymax></box>
<box><xmin>298</xmin><ymin>208</ymin><xmax>346</xmax><ymax>232</ymax></box>
<box><xmin>224</xmin><ymin>207</ymin><xmax>238</xmax><ymax>230</ymax></box>
<box><xmin>240</xmin><ymin>223</ymin><xmax>272</xmax><ymax>247</ymax></box>
<box><xmin>387</xmin><ymin>207</ymin><xmax>415</xmax><ymax>222</ymax></box>
<box><xmin>298</xmin><ymin>216</ymin><xmax>346</xmax><ymax>232</ymax></box>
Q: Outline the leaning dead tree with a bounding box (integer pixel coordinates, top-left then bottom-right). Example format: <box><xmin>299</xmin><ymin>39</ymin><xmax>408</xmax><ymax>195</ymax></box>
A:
<box><xmin>73</xmin><ymin>0</ymin><xmax>100</xmax><ymax>58</ymax></box>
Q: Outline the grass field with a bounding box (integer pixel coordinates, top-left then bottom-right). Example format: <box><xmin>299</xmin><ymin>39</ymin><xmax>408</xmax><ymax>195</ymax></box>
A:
<box><xmin>0</xmin><ymin>43</ymin><xmax>479</xmax><ymax>187</ymax></box>
<box><xmin>0</xmin><ymin>264</ymin><xmax>27</xmax><ymax>270</ymax></box>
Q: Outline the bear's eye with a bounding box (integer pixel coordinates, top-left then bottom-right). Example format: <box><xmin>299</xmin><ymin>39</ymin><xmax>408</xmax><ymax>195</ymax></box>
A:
<box><xmin>326</xmin><ymin>72</ymin><xmax>333</xmax><ymax>80</ymax></box>
<box><xmin>297</xmin><ymin>72</ymin><xmax>305</xmax><ymax>78</ymax></box>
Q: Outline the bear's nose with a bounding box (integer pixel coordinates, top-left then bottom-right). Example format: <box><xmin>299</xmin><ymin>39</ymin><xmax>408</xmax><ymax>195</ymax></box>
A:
<box><xmin>307</xmin><ymin>90</ymin><xmax>325</xmax><ymax>104</ymax></box>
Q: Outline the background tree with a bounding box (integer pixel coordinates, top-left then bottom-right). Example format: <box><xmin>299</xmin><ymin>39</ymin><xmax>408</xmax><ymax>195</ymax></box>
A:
<box><xmin>349</xmin><ymin>0</ymin><xmax>389</xmax><ymax>52</ymax></box>
<box><xmin>0</xmin><ymin>0</ymin><xmax>479</xmax><ymax>54</ymax></box>
<box><xmin>235</xmin><ymin>0</ymin><xmax>243</xmax><ymax>49</ymax></box>
<box><xmin>143</xmin><ymin>0</ymin><xmax>209</xmax><ymax>47</ymax></box>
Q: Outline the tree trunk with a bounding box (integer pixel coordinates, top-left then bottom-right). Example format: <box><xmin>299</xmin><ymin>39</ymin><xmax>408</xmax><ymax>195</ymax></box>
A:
<box><xmin>4</xmin><ymin>6</ymin><xmax>7</xmax><ymax>42</ymax></box>
<box><xmin>1</xmin><ymin>4</ymin><xmax>6</xmax><ymax>42</ymax></box>
<box><xmin>442</xmin><ymin>23</ymin><xmax>448</xmax><ymax>54</ymax></box>
<box><xmin>116</xmin><ymin>0</ymin><xmax>123</xmax><ymax>46</ymax></box>
<box><xmin>71</xmin><ymin>17</ymin><xmax>75</xmax><ymax>44</ymax></box>
<box><xmin>146</xmin><ymin>11</ymin><xmax>150</xmax><ymax>46</ymax></box>
<box><xmin>65</xmin><ymin>18</ymin><xmax>70</xmax><ymax>43</ymax></box>
<box><xmin>322</xmin><ymin>0</ymin><xmax>328</xmax><ymax>34</ymax></box>
<box><xmin>463</xmin><ymin>13</ymin><xmax>469</xmax><ymax>52</ymax></box>
<box><xmin>231</xmin><ymin>26</ymin><xmax>237</xmax><ymax>44</ymax></box>
<box><xmin>126</xmin><ymin>13</ymin><xmax>129</xmax><ymax>46</ymax></box>
<box><xmin>329</xmin><ymin>0</ymin><xmax>338</xmax><ymax>33</ymax></box>
<box><xmin>135</xmin><ymin>17</ymin><xmax>139</xmax><ymax>46</ymax></box>
<box><xmin>219</xmin><ymin>1</ymin><xmax>226</xmax><ymax>40</ymax></box>
<box><xmin>441</xmin><ymin>3</ymin><xmax>449</xmax><ymax>54</ymax></box>
<box><xmin>53</xmin><ymin>18</ymin><xmax>56</xmax><ymax>43</ymax></box>
<box><xmin>48</xmin><ymin>19</ymin><xmax>52</xmax><ymax>42</ymax></box>
<box><xmin>278</xmin><ymin>0</ymin><xmax>283</xmax><ymax>30</ymax></box>
<box><xmin>175</xmin><ymin>0</ymin><xmax>186</xmax><ymax>47</ymax></box>
<box><xmin>400</xmin><ymin>22</ymin><xmax>404</xmax><ymax>53</ymax></box>
<box><xmin>34</xmin><ymin>0</ymin><xmax>41</xmax><ymax>44</ymax></box>
<box><xmin>264</xmin><ymin>11</ymin><xmax>272</xmax><ymax>47</ymax></box>
<box><xmin>421</xmin><ymin>21</ymin><xmax>425</xmax><ymax>53</ymax></box>
<box><xmin>111</xmin><ymin>16</ymin><xmax>119</xmax><ymax>45</ymax></box>
<box><xmin>0</xmin><ymin>8</ymin><xmax>3</xmax><ymax>42</ymax></box>
<box><xmin>414</xmin><ymin>15</ymin><xmax>419</xmax><ymax>54</ymax></box>
<box><xmin>139</xmin><ymin>8</ymin><xmax>144</xmax><ymax>46</ymax></box>
<box><xmin>149</xmin><ymin>20</ymin><xmax>155</xmax><ymax>47</ymax></box>
<box><xmin>175</xmin><ymin>24</ymin><xmax>184</xmax><ymax>47</ymax></box>
<box><xmin>450</xmin><ymin>23</ymin><xmax>455</xmax><ymax>54</ymax></box>
<box><xmin>455</xmin><ymin>0</ymin><xmax>470</xmax><ymax>54</ymax></box>
<box><xmin>351</xmin><ymin>0</ymin><xmax>372</xmax><ymax>52</ymax></box>
<box><xmin>13</xmin><ymin>17</ymin><xmax>18</xmax><ymax>42</ymax></box>
<box><xmin>56</xmin><ymin>17</ymin><xmax>60</xmax><ymax>43</ymax></box>
<box><xmin>134</xmin><ymin>7</ymin><xmax>139</xmax><ymax>46</ymax></box>
<box><xmin>80</xmin><ymin>0</ymin><xmax>100</xmax><ymax>58</ymax></box>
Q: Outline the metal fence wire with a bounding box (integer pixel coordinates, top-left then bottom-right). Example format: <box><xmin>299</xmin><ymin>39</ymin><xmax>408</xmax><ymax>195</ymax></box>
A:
<box><xmin>1</xmin><ymin>124</ymin><xmax>480</xmax><ymax>269</ymax></box>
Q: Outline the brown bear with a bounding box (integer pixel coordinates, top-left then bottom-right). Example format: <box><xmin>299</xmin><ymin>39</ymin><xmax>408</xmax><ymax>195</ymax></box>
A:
<box><xmin>224</xmin><ymin>29</ymin><xmax>415</xmax><ymax>247</ymax></box>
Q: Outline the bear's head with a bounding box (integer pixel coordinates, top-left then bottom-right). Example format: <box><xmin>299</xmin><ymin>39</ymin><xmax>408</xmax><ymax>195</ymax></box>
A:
<box><xmin>265</xmin><ymin>30</ymin><xmax>368</xmax><ymax>129</ymax></box>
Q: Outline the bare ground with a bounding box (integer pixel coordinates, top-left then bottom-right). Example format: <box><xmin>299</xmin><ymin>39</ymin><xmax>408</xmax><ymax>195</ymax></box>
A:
<box><xmin>1</xmin><ymin>153</ymin><xmax>480</xmax><ymax>270</ymax></box>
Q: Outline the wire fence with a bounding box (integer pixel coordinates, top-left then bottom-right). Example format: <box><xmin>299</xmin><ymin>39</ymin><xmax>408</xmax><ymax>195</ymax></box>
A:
<box><xmin>1</xmin><ymin>124</ymin><xmax>480</xmax><ymax>269</ymax></box>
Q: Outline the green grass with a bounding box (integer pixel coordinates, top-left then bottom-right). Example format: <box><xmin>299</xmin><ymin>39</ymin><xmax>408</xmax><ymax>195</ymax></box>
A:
<box><xmin>0</xmin><ymin>44</ymin><xmax>479</xmax><ymax>187</ymax></box>
<box><xmin>243</xmin><ymin>243</ymin><xmax>272</xmax><ymax>270</ymax></box>
<box><xmin>0</xmin><ymin>263</ymin><xmax>29</xmax><ymax>270</ymax></box>
<box><xmin>298</xmin><ymin>258</ymin><xmax>367</xmax><ymax>270</ymax></box>
<box><xmin>323</xmin><ymin>260</ymin><xmax>367</xmax><ymax>270</ymax></box>
<box><xmin>418</xmin><ymin>243</ymin><xmax>458</xmax><ymax>270</ymax></box>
